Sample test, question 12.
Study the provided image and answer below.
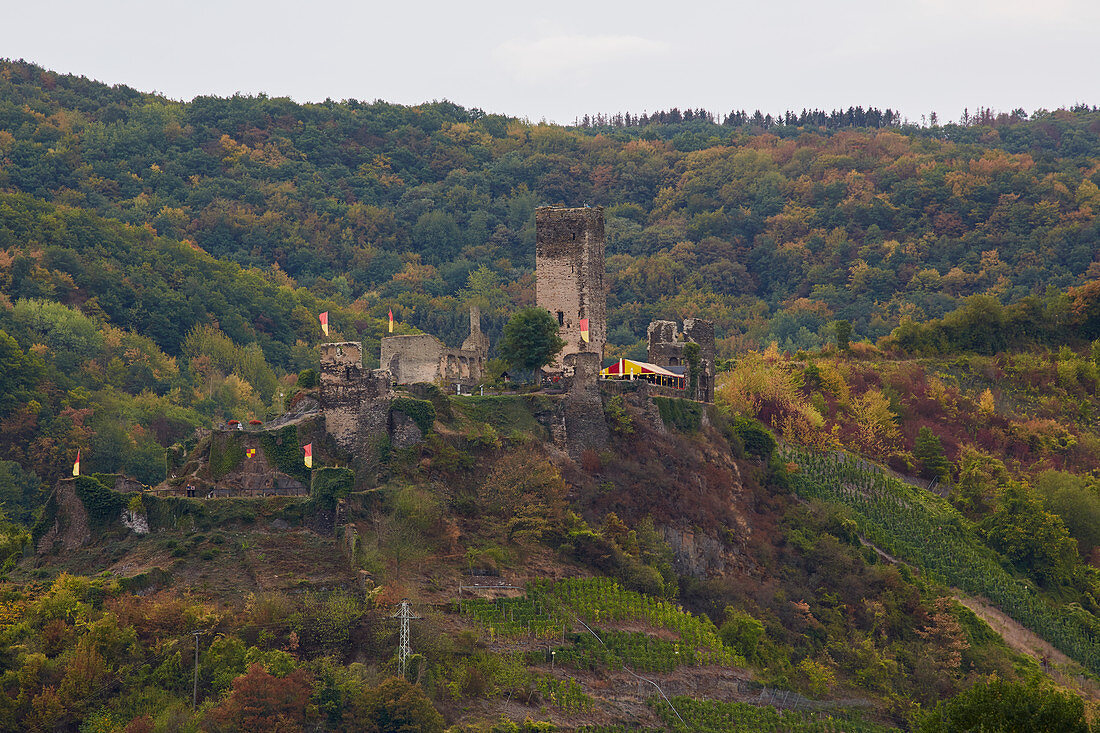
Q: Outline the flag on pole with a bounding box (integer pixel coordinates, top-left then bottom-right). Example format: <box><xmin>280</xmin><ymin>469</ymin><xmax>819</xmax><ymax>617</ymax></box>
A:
<box><xmin>388</xmin><ymin>309</ymin><xmax>394</xmax><ymax>334</ymax></box>
<box><xmin>319</xmin><ymin>311</ymin><xmax>329</xmax><ymax>337</ymax></box>
<box><xmin>303</xmin><ymin>443</ymin><xmax>313</xmax><ymax>469</ymax></box>
<box><xmin>246</xmin><ymin>448</ymin><xmax>256</xmax><ymax>459</ymax></box>
<box><xmin>580</xmin><ymin>318</ymin><xmax>590</xmax><ymax>343</ymax></box>
<box><xmin>72</xmin><ymin>450</ymin><xmax>81</xmax><ymax>477</ymax></box>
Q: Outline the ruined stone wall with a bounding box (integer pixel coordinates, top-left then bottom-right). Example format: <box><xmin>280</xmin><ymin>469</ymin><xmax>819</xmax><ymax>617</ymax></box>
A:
<box><xmin>562</xmin><ymin>351</ymin><xmax>608</xmax><ymax>458</ymax></box>
<box><xmin>381</xmin><ymin>333</ymin><xmax>484</xmax><ymax>387</ymax></box>
<box><xmin>647</xmin><ymin>320</ymin><xmax>683</xmax><ymax>367</ymax></box>
<box><xmin>320</xmin><ymin>341</ymin><xmax>394</xmax><ymax>454</ymax></box>
<box><xmin>646</xmin><ymin>319</ymin><xmax>717</xmax><ymax>402</ymax></box>
<box><xmin>683</xmin><ymin>318</ymin><xmax>717</xmax><ymax>403</ymax></box>
<box><xmin>381</xmin><ymin>335</ymin><xmax>446</xmax><ymax>385</ymax></box>
<box><xmin>461</xmin><ymin>305</ymin><xmax>490</xmax><ymax>357</ymax></box>
<box><xmin>536</xmin><ymin>206</ymin><xmax>606</xmax><ymax>371</ymax></box>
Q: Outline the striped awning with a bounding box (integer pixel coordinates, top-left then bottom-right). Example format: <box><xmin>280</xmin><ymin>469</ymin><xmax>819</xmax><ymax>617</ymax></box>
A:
<box><xmin>600</xmin><ymin>358</ymin><xmax>682</xmax><ymax>378</ymax></box>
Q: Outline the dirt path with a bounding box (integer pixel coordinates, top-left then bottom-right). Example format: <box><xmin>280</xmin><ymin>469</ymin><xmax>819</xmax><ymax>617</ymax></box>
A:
<box><xmin>953</xmin><ymin>593</ymin><xmax>1100</xmax><ymax>701</ymax></box>
<box><xmin>856</xmin><ymin>533</ymin><xmax>1100</xmax><ymax>701</ymax></box>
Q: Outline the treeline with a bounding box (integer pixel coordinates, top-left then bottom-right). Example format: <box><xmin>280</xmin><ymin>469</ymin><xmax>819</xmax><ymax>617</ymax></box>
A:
<box><xmin>884</xmin><ymin>280</ymin><xmax>1100</xmax><ymax>356</ymax></box>
<box><xmin>576</xmin><ymin>106</ymin><xmax>905</xmax><ymax>130</ymax></box>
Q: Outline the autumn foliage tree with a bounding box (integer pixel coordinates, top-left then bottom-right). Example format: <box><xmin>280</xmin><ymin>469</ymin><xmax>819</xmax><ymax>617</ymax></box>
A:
<box><xmin>205</xmin><ymin>663</ymin><xmax>315</xmax><ymax>733</ymax></box>
<box><xmin>342</xmin><ymin>676</ymin><xmax>444</xmax><ymax>733</ymax></box>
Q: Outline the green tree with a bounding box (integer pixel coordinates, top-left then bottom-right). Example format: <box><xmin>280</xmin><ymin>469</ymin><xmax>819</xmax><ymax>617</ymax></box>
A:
<box><xmin>0</xmin><ymin>461</ymin><xmax>43</xmax><ymax>526</ymax></box>
<box><xmin>833</xmin><ymin>320</ymin><xmax>852</xmax><ymax>351</ymax></box>
<box><xmin>0</xmin><ymin>330</ymin><xmax>44</xmax><ymax>417</ymax></box>
<box><xmin>918</xmin><ymin>679</ymin><xmax>1089</xmax><ymax>733</ymax></box>
<box><xmin>1035</xmin><ymin>471</ymin><xmax>1100</xmax><ymax>558</ymax></box>
<box><xmin>980</xmin><ymin>482</ymin><xmax>1079</xmax><ymax>588</ymax></box>
<box><xmin>343</xmin><ymin>676</ymin><xmax>444</xmax><ymax>733</ymax></box>
<box><xmin>914</xmin><ymin>427</ymin><xmax>950</xmax><ymax>481</ymax></box>
<box><xmin>499</xmin><ymin>307</ymin><xmax>565</xmax><ymax>377</ymax></box>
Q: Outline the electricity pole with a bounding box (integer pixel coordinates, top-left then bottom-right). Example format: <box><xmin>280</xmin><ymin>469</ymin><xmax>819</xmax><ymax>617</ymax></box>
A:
<box><xmin>389</xmin><ymin>600</ymin><xmax>421</xmax><ymax>678</ymax></box>
<box><xmin>192</xmin><ymin>630</ymin><xmax>203</xmax><ymax>710</ymax></box>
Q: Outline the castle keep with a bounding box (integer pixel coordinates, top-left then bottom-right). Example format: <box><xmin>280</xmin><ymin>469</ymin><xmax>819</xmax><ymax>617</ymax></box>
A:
<box><xmin>536</xmin><ymin>206</ymin><xmax>606</xmax><ymax>372</ymax></box>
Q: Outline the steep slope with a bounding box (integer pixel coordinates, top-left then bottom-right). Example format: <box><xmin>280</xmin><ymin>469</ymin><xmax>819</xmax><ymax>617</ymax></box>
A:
<box><xmin>5</xmin><ymin>389</ymin><xmax>1065</xmax><ymax>730</ymax></box>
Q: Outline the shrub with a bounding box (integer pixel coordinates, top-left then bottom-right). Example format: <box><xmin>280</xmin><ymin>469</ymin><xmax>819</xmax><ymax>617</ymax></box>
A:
<box><xmin>344</xmin><ymin>676</ymin><xmax>444</xmax><ymax>732</ymax></box>
<box><xmin>296</xmin><ymin>369</ymin><xmax>319</xmax><ymax>389</ymax></box>
<box><xmin>603</xmin><ymin>394</ymin><xmax>634</xmax><ymax>435</ymax></box>
<box><xmin>391</xmin><ymin>397</ymin><xmax>436</xmax><ymax>436</ymax></box>
<box><xmin>918</xmin><ymin>679</ymin><xmax>1089</xmax><ymax>733</ymax></box>
<box><xmin>733</xmin><ymin>416</ymin><xmax>776</xmax><ymax>460</ymax></box>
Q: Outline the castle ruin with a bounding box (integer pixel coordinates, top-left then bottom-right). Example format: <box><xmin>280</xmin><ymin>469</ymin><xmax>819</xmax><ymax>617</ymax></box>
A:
<box><xmin>380</xmin><ymin>305</ymin><xmax>489</xmax><ymax>390</ymax></box>
<box><xmin>536</xmin><ymin>206</ymin><xmax>606</xmax><ymax>373</ymax></box>
<box><xmin>646</xmin><ymin>319</ymin><xmax>717</xmax><ymax>403</ymax></box>
<box><xmin>319</xmin><ymin>341</ymin><xmax>404</xmax><ymax>452</ymax></box>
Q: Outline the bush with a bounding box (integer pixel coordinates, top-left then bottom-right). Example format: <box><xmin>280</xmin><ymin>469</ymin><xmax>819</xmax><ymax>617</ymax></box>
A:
<box><xmin>344</xmin><ymin>676</ymin><xmax>444</xmax><ymax>732</ymax></box>
<box><xmin>719</xmin><ymin>608</ymin><xmax>766</xmax><ymax>662</ymax></box>
<box><xmin>918</xmin><ymin>679</ymin><xmax>1089</xmax><ymax>732</ymax></box>
<box><xmin>296</xmin><ymin>369</ymin><xmax>319</xmax><ymax>389</ymax></box>
<box><xmin>604</xmin><ymin>394</ymin><xmax>634</xmax><ymax>435</ymax></box>
<box><xmin>391</xmin><ymin>397</ymin><xmax>436</xmax><ymax>435</ymax></box>
<box><xmin>733</xmin><ymin>416</ymin><xmax>776</xmax><ymax>460</ymax></box>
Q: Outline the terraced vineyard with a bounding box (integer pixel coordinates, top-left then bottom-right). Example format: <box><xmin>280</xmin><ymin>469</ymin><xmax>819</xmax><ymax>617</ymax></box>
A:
<box><xmin>458</xmin><ymin>578</ymin><xmax>743</xmax><ymax>671</ymax></box>
<box><xmin>652</xmin><ymin>697</ymin><xmax>899</xmax><ymax>732</ymax></box>
<box><xmin>783</xmin><ymin>447</ymin><xmax>1100</xmax><ymax>674</ymax></box>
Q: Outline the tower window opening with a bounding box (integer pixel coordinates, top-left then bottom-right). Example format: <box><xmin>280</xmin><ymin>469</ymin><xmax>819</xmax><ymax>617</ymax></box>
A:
<box><xmin>572</xmin><ymin>232</ymin><xmax>576</xmax><ymax>240</ymax></box>
<box><xmin>557</xmin><ymin>311</ymin><xmax>565</xmax><ymax>326</ymax></box>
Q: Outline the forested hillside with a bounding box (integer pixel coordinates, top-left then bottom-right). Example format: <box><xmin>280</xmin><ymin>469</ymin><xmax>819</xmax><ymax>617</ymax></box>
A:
<box><xmin>3</xmin><ymin>59</ymin><xmax>1100</xmax><ymax>732</ymax></box>
<box><xmin>2</xmin><ymin>59</ymin><xmax>1099</xmax><ymax>356</ymax></box>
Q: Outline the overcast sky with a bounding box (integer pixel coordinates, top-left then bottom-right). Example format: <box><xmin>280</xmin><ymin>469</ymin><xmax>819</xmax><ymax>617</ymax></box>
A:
<box><xmin>4</xmin><ymin>0</ymin><xmax>1098</xmax><ymax>125</ymax></box>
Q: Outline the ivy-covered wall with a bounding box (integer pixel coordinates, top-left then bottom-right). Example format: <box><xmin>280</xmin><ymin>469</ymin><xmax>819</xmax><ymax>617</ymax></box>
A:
<box><xmin>390</xmin><ymin>397</ymin><xmax>436</xmax><ymax>436</ymax></box>
<box><xmin>73</xmin><ymin>475</ymin><xmax>126</xmax><ymax>527</ymax></box>
<box><xmin>209</xmin><ymin>434</ymin><xmax>245</xmax><ymax>479</ymax></box>
<box><xmin>311</xmin><ymin>467</ymin><xmax>355</xmax><ymax>509</ymax></box>
<box><xmin>259</xmin><ymin>425</ymin><xmax>311</xmax><ymax>485</ymax></box>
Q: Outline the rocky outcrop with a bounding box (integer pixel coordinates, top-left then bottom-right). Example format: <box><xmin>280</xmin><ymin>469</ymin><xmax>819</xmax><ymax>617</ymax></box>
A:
<box><xmin>36</xmin><ymin>479</ymin><xmax>91</xmax><ymax>554</ymax></box>
<box><xmin>660</xmin><ymin>525</ymin><xmax>743</xmax><ymax>577</ymax></box>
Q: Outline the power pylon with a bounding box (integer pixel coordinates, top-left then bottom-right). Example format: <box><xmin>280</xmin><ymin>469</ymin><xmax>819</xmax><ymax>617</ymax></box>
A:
<box><xmin>390</xmin><ymin>599</ymin><xmax>421</xmax><ymax>678</ymax></box>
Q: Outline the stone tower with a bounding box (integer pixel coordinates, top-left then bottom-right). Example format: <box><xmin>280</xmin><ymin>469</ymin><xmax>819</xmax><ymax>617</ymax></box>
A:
<box><xmin>535</xmin><ymin>206</ymin><xmax>606</xmax><ymax>372</ymax></box>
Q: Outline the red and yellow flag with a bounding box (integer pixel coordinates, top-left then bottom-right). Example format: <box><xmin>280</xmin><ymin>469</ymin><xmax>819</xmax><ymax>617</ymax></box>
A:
<box><xmin>319</xmin><ymin>311</ymin><xmax>329</xmax><ymax>337</ymax></box>
<box><xmin>303</xmin><ymin>443</ymin><xmax>313</xmax><ymax>469</ymax></box>
<box><xmin>72</xmin><ymin>450</ymin><xmax>81</xmax><ymax>477</ymax></box>
<box><xmin>246</xmin><ymin>448</ymin><xmax>256</xmax><ymax>459</ymax></box>
<box><xmin>580</xmin><ymin>318</ymin><xmax>590</xmax><ymax>343</ymax></box>
<box><xmin>388</xmin><ymin>309</ymin><xmax>394</xmax><ymax>334</ymax></box>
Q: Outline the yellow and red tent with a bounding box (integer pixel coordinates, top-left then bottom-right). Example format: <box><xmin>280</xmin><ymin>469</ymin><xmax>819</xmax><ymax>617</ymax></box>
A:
<box><xmin>599</xmin><ymin>358</ymin><xmax>685</xmax><ymax>389</ymax></box>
